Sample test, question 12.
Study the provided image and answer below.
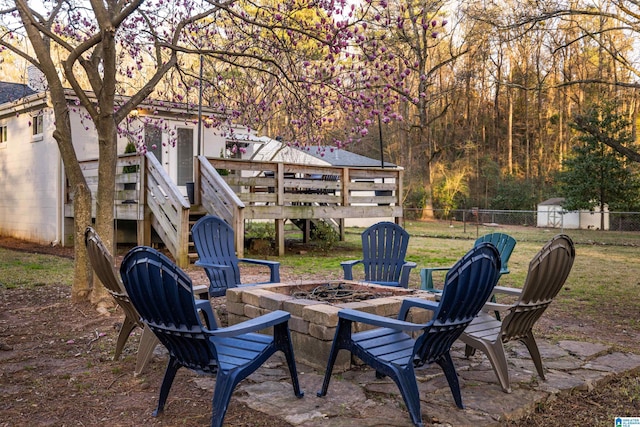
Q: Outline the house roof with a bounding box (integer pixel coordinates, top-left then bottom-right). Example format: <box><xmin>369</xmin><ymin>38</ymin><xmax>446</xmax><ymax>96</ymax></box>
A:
<box><xmin>229</xmin><ymin>133</ymin><xmax>398</xmax><ymax>168</ymax></box>
<box><xmin>297</xmin><ymin>146</ymin><xmax>397</xmax><ymax>168</ymax></box>
<box><xmin>538</xmin><ymin>197</ymin><xmax>565</xmax><ymax>206</ymax></box>
<box><xmin>0</xmin><ymin>82</ymin><xmax>37</xmax><ymax>105</ymax></box>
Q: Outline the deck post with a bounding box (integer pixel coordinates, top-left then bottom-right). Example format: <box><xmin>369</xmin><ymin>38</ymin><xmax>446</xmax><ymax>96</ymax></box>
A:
<box><xmin>276</xmin><ymin>219</ymin><xmax>285</xmax><ymax>257</ymax></box>
<box><xmin>138</xmin><ymin>155</ymin><xmax>151</xmax><ymax>246</ymax></box>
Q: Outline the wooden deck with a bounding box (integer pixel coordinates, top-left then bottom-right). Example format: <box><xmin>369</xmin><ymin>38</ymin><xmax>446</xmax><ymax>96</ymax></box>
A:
<box><xmin>66</xmin><ymin>154</ymin><xmax>404</xmax><ymax>266</ymax></box>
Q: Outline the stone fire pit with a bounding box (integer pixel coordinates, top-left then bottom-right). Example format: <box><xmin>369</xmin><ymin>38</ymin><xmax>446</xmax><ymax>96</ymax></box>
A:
<box><xmin>226</xmin><ymin>281</ymin><xmax>435</xmax><ymax>371</ymax></box>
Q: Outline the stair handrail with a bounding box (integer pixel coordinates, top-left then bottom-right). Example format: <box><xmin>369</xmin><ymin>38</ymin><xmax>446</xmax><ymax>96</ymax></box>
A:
<box><xmin>195</xmin><ymin>155</ymin><xmax>246</xmax><ymax>257</ymax></box>
<box><xmin>141</xmin><ymin>152</ymin><xmax>190</xmax><ymax>266</ymax></box>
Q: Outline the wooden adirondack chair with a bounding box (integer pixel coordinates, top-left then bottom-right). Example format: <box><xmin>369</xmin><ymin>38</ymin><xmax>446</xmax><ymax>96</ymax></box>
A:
<box><xmin>120</xmin><ymin>246</ymin><xmax>303</xmax><ymax>427</ymax></box>
<box><xmin>319</xmin><ymin>243</ymin><xmax>502</xmax><ymax>427</ymax></box>
<box><xmin>460</xmin><ymin>234</ymin><xmax>575</xmax><ymax>393</ymax></box>
<box><xmin>191</xmin><ymin>215</ymin><xmax>281</xmax><ymax>297</ymax></box>
<box><xmin>341</xmin><ymin>221</ymin><xmax>417</xmax><ymax>288</ymax></box>
<box><xmin>84</xmin><ymin>227</ymin><xmax>159</xmax><ymax>376</ymax></box>
<box><xmin>420</xmin><ymin>232</ymin><xmax>516</xmax><ymax>292</ymax></box>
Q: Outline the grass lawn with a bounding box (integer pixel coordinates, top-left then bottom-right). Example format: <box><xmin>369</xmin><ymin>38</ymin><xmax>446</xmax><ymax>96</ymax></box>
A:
<box><xmin>276</xmin><ymin>219</ymin><xmax>640</xmax><ymax>352</ymax></box>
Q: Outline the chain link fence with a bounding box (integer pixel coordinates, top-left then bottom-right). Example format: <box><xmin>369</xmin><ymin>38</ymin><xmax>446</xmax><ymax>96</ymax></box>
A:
<box><xmin>404</xmin><ymin>208</ymin><xmax>640</xmax><ymax>232</ymax></box>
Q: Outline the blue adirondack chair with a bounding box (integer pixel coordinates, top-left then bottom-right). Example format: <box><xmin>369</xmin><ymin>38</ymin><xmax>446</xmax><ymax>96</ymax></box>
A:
<box><xmin>319</xmin><ymin>243</ymin><xmax>502</xmax><ymax>427</ymax></box>
<box><xmin>420</xmin><ymin>232</ymin><xmax>516</xmax><ymax>292</ymax></box>
<box><xmin>120</xmin><ymin>246</ymin><xmax>303</xmax><ymax>427</ymax></box>
<box><xmin>192</xmin><ymin>215</ymin><xmax>281</xmax><ymax>297</ymax></box>
<box><xmin>342</xmin><ymin>221</ymin><xmax>417</xmax><ymax>288</ymax></box>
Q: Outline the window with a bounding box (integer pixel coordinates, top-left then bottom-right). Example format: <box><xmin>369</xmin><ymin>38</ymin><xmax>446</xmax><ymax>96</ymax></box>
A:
<box><xmin>225</xmin><ymin>141</ymin><xmax>248</xmax><ymax>159</ymax></box>
<box><xmin>32</xmin><ymin>114</ymin><xmax>43</xmax><ymax>136</ymax></box>
<box><xmin>0</xmin><ymin>125</ymin><xmax>7</xmax><ymax>148</ymax></box>
<box><xmin>145</xmin><ymin>124</ymin><xmax>162</xmax><ymax>164</ymax></box>
<box><xmin>177</xmin><ymin>128</ymin><xmax>194</xmax><ymax>185</ymax></box>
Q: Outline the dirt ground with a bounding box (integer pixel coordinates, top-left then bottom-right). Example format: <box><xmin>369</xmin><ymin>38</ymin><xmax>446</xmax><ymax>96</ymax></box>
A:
<box><xmin>0</xmin><ymin>236</ymin><xmax>639</xmax><ymax>426</ymax></box>
<box><xmin>0</xmin><ymin>237</ymin><xmax>293</xmax><ymax>427</ymax></box>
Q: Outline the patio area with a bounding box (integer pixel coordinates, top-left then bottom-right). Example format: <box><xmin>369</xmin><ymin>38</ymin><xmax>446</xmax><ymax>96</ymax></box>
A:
<box><xmin>189</xmin><ymin>336</ymin><xmax>640</xmax><ymax>425</ymax></box>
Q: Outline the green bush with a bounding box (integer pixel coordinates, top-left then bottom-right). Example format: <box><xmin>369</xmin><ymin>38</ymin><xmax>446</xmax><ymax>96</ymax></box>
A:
<box><xmin>122</xmin><ymin>141</ymin><xmax>139</xmax><ymax>173</ymax></box>
<box><xmin>245</xmin><ymin>222</ymin><xmax>275</xmax><ymax>240</ymax></box>
<box><xmin>311</xmin><ymin>221</ymin><xmax>339</xmax><ymax>251</ymax></box>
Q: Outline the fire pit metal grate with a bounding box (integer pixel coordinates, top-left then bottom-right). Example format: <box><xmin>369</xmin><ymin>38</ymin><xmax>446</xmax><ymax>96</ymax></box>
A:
<box><xmin>291</xmin><ymin>283</ymin><xmax>393</xmax><ymax>304</ymax></box>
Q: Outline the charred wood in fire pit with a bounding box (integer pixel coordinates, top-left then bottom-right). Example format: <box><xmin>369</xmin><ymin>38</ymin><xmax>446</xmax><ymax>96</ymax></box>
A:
<box><xmin>292</xmin><ymin>283</ymin><xmax>393</xmax><ymax>304</ymax></box>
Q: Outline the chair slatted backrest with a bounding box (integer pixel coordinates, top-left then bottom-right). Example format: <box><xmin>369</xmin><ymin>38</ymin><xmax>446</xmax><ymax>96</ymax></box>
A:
<box><xmin>475</xmin><ymin>233</ymin><xmax>516</xmax><ymax>274</ymax></box>
<box><xmin>191</xmin><ymin>216</ymin><xmax>242</xmax><ymax>293</ymax></box>
<box><xmin>85</xmin><ymin>227</ymin><xmax>141</xmax><ymax>327</ymax></box>
<box><xmin>120</xmin><ymin>247</ymin><xmax>218</xmax><ymax>373</ymax></box>
<box><xmin>361</xmin><ymin>222</ymin><xmax>410</xmax><ymax>283</ymax></box>
<box><xmin>415</xmin><ymin>243</ymin><xmax>501</xmax><ymax>365</ymax></box>
<box><xmin>501</xmin><ymin>234</ymin><xmax>575</xmax><ymax>341</ymax></box>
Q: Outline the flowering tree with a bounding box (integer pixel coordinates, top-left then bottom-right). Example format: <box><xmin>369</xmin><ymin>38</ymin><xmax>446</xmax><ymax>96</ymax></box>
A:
<box><xmin>0</xmin><ymin>0</ymin><xmax>453</xmax><ymax>307</ymax></box>
<box><xmin>1</xmin><ymin>0</ymin><xmax>222</xmax><ymax>308</ymax></box>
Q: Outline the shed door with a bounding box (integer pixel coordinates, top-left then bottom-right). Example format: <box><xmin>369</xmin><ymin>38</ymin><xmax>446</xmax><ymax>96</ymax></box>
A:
<box><xmin>548</xmin><ymin>206</ymin><xmax>562</xmax><ymax>228</ymax></box>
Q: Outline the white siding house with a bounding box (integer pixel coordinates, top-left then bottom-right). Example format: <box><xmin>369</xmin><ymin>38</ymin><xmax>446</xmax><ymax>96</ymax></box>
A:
<box><xmin>0</xmin><ymin>86</ymin><xmax>63</xmax><ymax>245</ymax></box>
<box><xmin>1</xmin><ymin>81</ymin><xmax>402</xmax><ymax>246</ymax></box>
<box><xmin>0</xmin><ymin>81</ymin><xmax>231</xmax><ymax>246</ymax></box>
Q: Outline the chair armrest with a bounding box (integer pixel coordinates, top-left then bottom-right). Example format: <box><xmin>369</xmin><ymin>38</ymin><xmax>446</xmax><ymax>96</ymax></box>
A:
<box><xmin>194</xmin><ymin>260</ymin><xmax>234</xmax><ymax>289</ymax></box>
<box><xmin>492</xmin><ymin>285</ymin><xmax>522</xmax><ymax>296</ymax></box>
<box><xmin>420</xmin><ymin>266</ymin><xmax>452</xmax><ymax>291</ymax></box>
<box><xmin>398</xmin><ymin>297</ymin><xmax>439</xmax><ymax>321</ymax></box>
<box><xmin>211</xmin><ymin>310</ymin><xmax>291</xmax><ymax>337</ymax></box>
<box><xmin>404</xmin><ymin>261</ymin><xmax>417</xmax><ymax>269</ymax></box>
<box><xmin>341</xmin><ymin>259</ymin><xmax>362</xmax><ymax>280</ymax></box>
<box><xmin>339</xmin><ymin>308</ymin><xmax>426</xmax><ymax>332</ymax></box>
<box><xmin>238</xmin><ymin>258</ymin><xmax>281</xmax><ymax>282</ymax></box>
<box><xmin>481</xmin><ymin>301</ymin><xmax>512</xmax><ymax>313</ymax></box>
<box><xmin>195</xmin><ymin>299</ymin><xmax>218</xmax><ymax>328</ymax></box>
<box><xmin>398</xmin><ymin>261</ymin><xmax>417</xmax><ymax>288</ymax></box>
<box><xmin>195</xmin><ymin>260</ymin><xmax>232</xmax><ymax>272</ymax></box>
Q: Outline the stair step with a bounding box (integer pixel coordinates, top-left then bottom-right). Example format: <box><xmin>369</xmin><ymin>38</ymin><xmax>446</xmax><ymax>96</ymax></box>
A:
<box><xmin>187</xmin><ymin>211</ymin><xmax>207</xmax><ymax>263</ymax></box>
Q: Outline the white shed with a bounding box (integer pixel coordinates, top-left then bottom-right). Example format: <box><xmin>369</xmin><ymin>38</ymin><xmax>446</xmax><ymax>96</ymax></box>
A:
<box><xmin>537</xmin><ymin>198</ymin><xmax>609</xmax><ymax>230</ymax></box>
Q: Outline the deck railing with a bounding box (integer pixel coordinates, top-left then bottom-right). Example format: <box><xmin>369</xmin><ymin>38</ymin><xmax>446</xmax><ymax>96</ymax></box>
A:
<box><xmin>194</xmin><ymin>155</ymin><xmax>245</xmax><ymax>254</ymax></box>
<box><xmin>200</xmin><ymin>157</ymin><xmax>403</xmax><ymax>219</ymax></box>
<box><xmin>64</xmin><ymin>153</ymin><xmax>143</xmax><ymax>220</ymax></box>
<box><xmin>66</xmin><ymin>153</ymin><xmax>191</xmax><ymax>267</ymax></box>
<box><xmin>196</xmin><ymin>157</ymin><xmax>403</xmax><ymax>256</ymax></box>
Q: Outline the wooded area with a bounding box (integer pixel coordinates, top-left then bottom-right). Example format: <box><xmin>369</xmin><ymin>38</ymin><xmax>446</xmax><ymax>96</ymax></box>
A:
<box><xmin>161</xmin><ymin>0</ymin><xmax>640</xmax><ymax>215</ymax></box>
<box><xmin>331</xmin><ymin>1</ymin><xmax>640</xmax><ymax>214</ymax></box>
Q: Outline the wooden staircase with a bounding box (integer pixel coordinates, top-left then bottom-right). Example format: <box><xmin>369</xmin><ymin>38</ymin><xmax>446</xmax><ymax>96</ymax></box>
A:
<box><xmin>187</xmin><ymin>207</ymin><xmax>208</xmax><ymax>263</ymax></box>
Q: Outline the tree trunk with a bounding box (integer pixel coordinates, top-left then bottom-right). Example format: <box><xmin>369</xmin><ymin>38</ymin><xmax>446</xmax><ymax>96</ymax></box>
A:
<box><xmin>507</xmin><ymin>87</ymin><xmax>513</xmax><ymax>175</ymax></box>
<box><xmin>49</xmin><ymin>87</ymin><xmax>93</xmax><ymax>303</ymax></box>
<box><xmin>72</xmin><ymin>184</ymin><xmax>93</xmax><ymax>302</ymax></box>
<box><xmin>91</xmin><ymin>118</ymin><xmax>118</xmax><ymax>309</ymax></box>
<box><xmin>16</xmin><ymin>0</ymin><xmax>94</xmax><ymax>303</ymax></box>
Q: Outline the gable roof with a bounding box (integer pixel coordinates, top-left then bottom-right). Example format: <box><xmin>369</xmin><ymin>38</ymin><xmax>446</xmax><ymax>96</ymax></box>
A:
<box><xmin>538</xmin><ymin>197</ymin><xmax>565</xmax><ymax>206</ymax></box>
<box><xmin>0</xmin><ymin>82</ymin><xmax>37</xmax><ymax>105</ymax></box>
<box><xmin>230</xmin><ymin>133</ymin><xmax>398</xmax><ymax>168</ymax></box>
<box><xmin>298</xmin><ymin>146</ymin><xmax>396</xmax><ymax>168</ymax></box>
